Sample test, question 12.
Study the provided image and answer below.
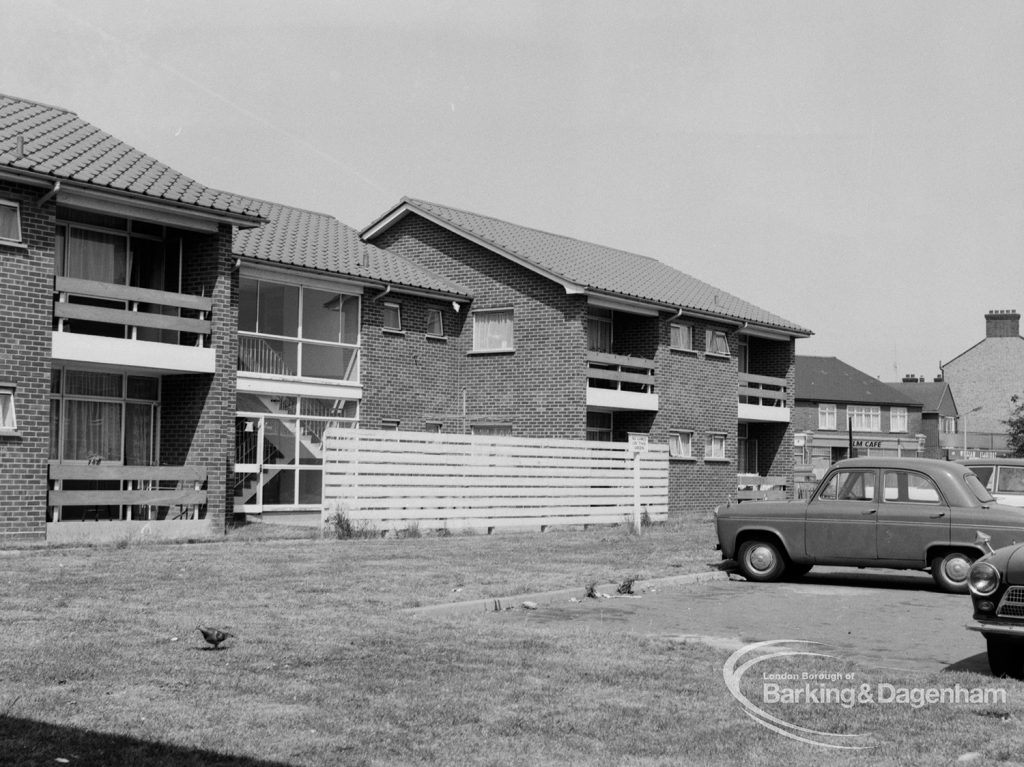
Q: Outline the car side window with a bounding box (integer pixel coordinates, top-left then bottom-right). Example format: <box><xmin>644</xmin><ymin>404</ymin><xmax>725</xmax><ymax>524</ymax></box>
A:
<box><xmin>971</xmin><ymin>466</ymin><xmax>995</xmax><ymax>492</ymax></box>
<box><xmin>818</xmin><ymin>470</ymin><xmax>875</xmax><ymax>501</ymax></box>
<box><xmin>882</xmin><ymin>470</ymin><xmax>941</xmax><ymax>504</ymax></box>
<box><xmin>996</xmin><ymin>467</ymin><xmax>1024</xmax><ymax>494</ymax></box>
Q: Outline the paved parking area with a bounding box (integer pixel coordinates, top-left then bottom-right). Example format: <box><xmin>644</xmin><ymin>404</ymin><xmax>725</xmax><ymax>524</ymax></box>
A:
<box><xmin>499</xmin><ymin>566</ymin><xmax>992</xmax><ymax>675</ymax></box>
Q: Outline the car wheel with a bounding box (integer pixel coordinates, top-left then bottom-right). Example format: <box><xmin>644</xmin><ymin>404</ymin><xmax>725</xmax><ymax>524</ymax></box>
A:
<box><xmin>785</xmin><ymin>562</ymin><xmax>813</xmax><ymax>579</ymax></box>
<box><xmin>737</xmin><ymin>539</ymin><xmax>786</xmax><ymax>582</ymax></box>
<box><xmin>986</xmin><ymin>636</ymin><xmax>1024</xmax><ymax>679</ymax></box>
<box><xmin>930</xmin><ymin>552</ymin><xmax>975</xmax><ymax>593</ymax></box>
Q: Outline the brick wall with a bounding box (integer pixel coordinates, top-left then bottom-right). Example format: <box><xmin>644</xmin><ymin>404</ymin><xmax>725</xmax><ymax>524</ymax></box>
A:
<box><xmin>160</xmin><ymin>226</ymin><xmax>237</xmax><ymax>531</ymax></box>
<box><xmin>0</xmin><ymin>180</ymin><xmax>55</xmax><ymax>542</ymax></box>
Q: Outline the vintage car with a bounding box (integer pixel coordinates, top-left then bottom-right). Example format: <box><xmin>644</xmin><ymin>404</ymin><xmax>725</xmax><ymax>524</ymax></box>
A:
<box><xmin>966</xmin><ymin>535</ymin><xmax>1024</xmax><ymax>678</ymax></box>
<box><xmin>715</xmin><ymin>457</ymin><xmax>1024</xmax><ymax>593</ymax></box>
<box><xmin>962</xmin><ymin>458</ymin><xmax>1024</xmax><ymax>508</ymax></box>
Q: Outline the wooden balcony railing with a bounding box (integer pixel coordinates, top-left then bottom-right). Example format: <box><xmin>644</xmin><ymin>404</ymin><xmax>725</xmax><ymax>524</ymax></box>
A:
<box><xmin>738</xmin><ymin>373</ymin><xmax>788</xmax><ymax>407</ymax></box>
<box><xmin>48</xmin><ymin>464</ymin><xmax>208</xmax><ymax>521</ymax></box>
<box><xmin>586</xmin><ymin>351</ymin><xmax>656</xmax><ymax>394</ymax></box>
<box><xmin>53</xmin><ymin>276</ymin><xmax>213</xmax><ymax>346</ymax></box>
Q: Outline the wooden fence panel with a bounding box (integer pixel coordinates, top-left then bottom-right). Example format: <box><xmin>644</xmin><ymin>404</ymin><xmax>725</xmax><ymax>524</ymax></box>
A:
<box><xmin>321</xmin><ymin>429</ymin><xmax>669</xmax><ymax>532</ymax></box>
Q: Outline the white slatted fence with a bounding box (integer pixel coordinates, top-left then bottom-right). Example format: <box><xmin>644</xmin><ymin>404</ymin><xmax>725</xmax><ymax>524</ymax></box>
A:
<box><xmin>321</xmin><ymin>429</ymin><xmax>668</xmax><ymax>533</ymax></box>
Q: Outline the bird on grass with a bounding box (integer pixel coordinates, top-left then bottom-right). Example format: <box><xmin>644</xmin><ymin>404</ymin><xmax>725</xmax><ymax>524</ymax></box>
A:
<box><xmin>197</xmin><ymin>625</ymin><xmax>235</xmax><ymax>649</ymax></box>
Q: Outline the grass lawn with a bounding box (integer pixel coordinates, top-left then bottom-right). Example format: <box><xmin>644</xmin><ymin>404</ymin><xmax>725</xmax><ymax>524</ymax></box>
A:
<box><xmin>1</xmin><ymin>515</ymin><xmax>1022</xmax><ymax>766</ymax></box>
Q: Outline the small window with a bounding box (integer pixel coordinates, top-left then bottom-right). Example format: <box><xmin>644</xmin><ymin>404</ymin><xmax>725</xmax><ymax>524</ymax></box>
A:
<box><xmin>381</xmin><ymin>419</ymin><xmax>400</xmax><ymax>431</ymax></box>
<box><xmin>473</xmin><ymin>309</ymin><xmax>514</xmax><ymax>352</ymax></box>
<box><xmin>424</xmin><ymin>422</ymin><xmax>442</xmax><ymax>433</ymax></box>
<box><xmin>890</xmin><ymin>407</ymin><xmax>908</xmax><ymax>433</ymax></box>
<box><xmin>669</xmin><ymin>430</ymin><xmax>693</xmax><ymax>458</ymax></box>
<box><xmin>0</xmin><ymin>201</ymin><xmax>22</xmax><ymax>243</ymax></box>
<box><xmin>382</xmin><ymin>303</ymin><xmax>402</xmax><ymax>331</ymax></box>
<box><xmin>670</xmin><ymin>323</ymin><xmax>693</xmax><ymax>351</ymax></box>
<box><xmin>883</xmin><ymin>471</ymin><xmax>940</xmax><ymax>503</ymax></box>
<box><xmin>849</xmin><ymin>405</ymin><xmax>881</xmax><ymax>432</ymax></box>
<box><xmin>586</xmin><ymin>411</ymin><xmax>613</xmax><ymax>441</ymax></box>
<box><xmin>426</xmin><ymin>308</ymin><xmax>444</xmax><ymax>337</ymax></box>
<box><xmin>0</xmin><ymin>385</ymin><xmax>16</xmax><ymax>431</ymax></box>
<box><xmin>471</xmin><ymin>424</ymin><xmax>512</xmax><ymax>437</ymax></box>
<box><xmin>705</xmin><ymin>330</ymin><xmax>730</xmax><ymax>357</ymax></box>
<box><xmin>705</xmin><ymin>433</ymin><xmax>726</xmax><ymax>460</ymax></box>
<box><xmin>819</xmin><ymin>404</ymin><xmax>837</xmax><ymax>430</ymax></box>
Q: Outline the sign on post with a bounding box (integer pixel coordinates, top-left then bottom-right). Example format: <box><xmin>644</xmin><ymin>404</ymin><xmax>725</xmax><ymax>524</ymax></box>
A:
<box><xmin>627</xmin><ymin>433</ymin><xmax>648</xmax><ymax>532</ymax></box>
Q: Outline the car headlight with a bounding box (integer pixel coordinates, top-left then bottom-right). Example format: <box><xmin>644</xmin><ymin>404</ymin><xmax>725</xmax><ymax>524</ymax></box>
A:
<box><xmin>968</xmin><ymin>562</ymin><xmax>1000</xmax><ymax>596</ymax></box>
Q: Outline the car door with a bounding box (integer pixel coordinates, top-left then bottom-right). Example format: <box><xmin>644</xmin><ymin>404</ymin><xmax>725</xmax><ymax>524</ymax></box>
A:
<box><xmin>805</xmin><ymin>468</ymin><xmax>878</xmax><ymax>561</ymax></box>
<box><xmin>876</xmin><ymin>469</ymin><xmax>950</xmax><ymax>562</ymax></box>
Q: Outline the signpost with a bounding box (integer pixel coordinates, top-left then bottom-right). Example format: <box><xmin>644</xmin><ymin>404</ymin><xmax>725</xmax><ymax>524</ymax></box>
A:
<box><xmin>627</xmin><ymin>433</ymin><xmax>649</xmax><ymax>533</ymax></box>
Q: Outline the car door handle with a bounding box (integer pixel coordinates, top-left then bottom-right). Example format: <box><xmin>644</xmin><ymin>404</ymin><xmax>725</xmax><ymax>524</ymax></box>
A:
<box><xmin>930</xmin><ymin>512</ymin><xmax>946</xmax><ymax>518</ymax></box>
<box><xmin>862</xmin><ymin>508</ymin><xmax>877</xmax><ymax>515</ymax></box>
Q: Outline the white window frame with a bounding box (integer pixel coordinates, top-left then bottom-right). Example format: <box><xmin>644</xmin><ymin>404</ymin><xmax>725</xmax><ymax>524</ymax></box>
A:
<box><xmin>669</xmin><ymin>430</ymin><xmax>693</xmax><ymax>459</ymax></box>
<box><xmin>670</xmin><ymin>323</ymin><xmax>694</xmax><ymax>351</ymax></box>
<box><xmin>818</xmin><ymin>404</ymin><xmax>837</xmax><ymax>431</ymax></box>
<box><xmin>705</xmin><ymin>329</ymin><xmax>730</xmax><ymax>357</ymax></box>
<box><xmin>472</xmin><ymin>309</ymin><xmax>514</xmax><ymax>352</ymax></box>
<box><xmin>0</xmin><ymin>200</ymin><xmax>22</xmax><ymax>243</ymax></box>
<box><xmin>705</xmin><ymin>432</ymin><xmax>727</xmax><ymax>461</ymax></box>
<box><xmin>0</xmin><ymin>384</ymin><xmax>16</xmax><ymax>432</ymax></box>
<box><xmin>382</xmin><ymin>303</ymin><xmax>402</xmax><ymax>332</ymax></box>
<box><xmin>890</xmin><ymin>407</ymin><xmax>908</xmax><ymax>433</ymax></box>
<box><xmin>848</xmin><ymin>405</ymin><xmax>882</xmax><ymax>432</ymax></box>
<box><xmin>425</xmin><ymin>308</ymin><xmax>444</xmax><ymax>337</ymax></box>
<box><xmin>381</xmin><ymin>419</ymin><xmax>400</xmax><ymax>431</ymax></box>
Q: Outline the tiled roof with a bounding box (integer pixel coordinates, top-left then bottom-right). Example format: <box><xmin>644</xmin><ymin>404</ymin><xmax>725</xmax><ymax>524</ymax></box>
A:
<box><xmin>368</xmin><ymin>197</ymin><xmax>811</xmax><ymax>335</ymax></box>
<box><xmin>0</xmin><ymin>94</ymin><xmax>262</xmax><ymax>220</ymax></box>
<box><xmin>234</xmin><ymin>200</ymin><xmax>470</xmax><ymax>297</ymax></box>
<box><xmin>796</xmin><ymin>356</ymin><xmax>920</xmax><ymax>406</ymax></box>
<box><xmin>884</xmin><ymin>381</ymin><xmax>954</xmax><ymax>414</ymax></box>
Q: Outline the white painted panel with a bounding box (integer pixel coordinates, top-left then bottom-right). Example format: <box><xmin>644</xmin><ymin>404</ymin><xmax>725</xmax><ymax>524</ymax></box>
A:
<box><xmin>52</xmin><ymin>333</ymin><xmax>215</xmax><ymax>374</ymax></box>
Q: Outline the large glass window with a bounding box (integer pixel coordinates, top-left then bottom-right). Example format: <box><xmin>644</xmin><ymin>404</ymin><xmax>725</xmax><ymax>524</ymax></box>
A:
<box><xmin>238</xmin><ymin>277</ymin><xmax>361</xmax><ymax>382</ymax></box>
<box><xmin>588</xmin><ymin>308</ymin><xmax>613</xmax><ymax>353</ymax></box>
<box><xmin>50</xmin><ymin>369</ymin><xmax>159</xmax><ymax>464</ymax></box>
<box><xmin>473</xmin><ymin>309</ymin><xmax>514</xmax><ymax>352</ymax></box>
<box><xmin>586</xmin><ymin>411</ymin><xmax>612</xmax><ymax>441</ymax></box>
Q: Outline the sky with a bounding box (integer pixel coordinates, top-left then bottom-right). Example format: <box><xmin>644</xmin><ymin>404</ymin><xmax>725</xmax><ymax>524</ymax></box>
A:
<box><xmin>3</xmin><ymin>0</ymin><xmax>1023</xmax><ymax>382</ymax></box>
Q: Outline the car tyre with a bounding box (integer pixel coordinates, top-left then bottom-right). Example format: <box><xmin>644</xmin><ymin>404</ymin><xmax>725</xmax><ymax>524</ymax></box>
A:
<box><xmin>986</xmin><ymin>636</ymin><xmax>1024</xmax><ymax>679</ymax></box>
<box><xmin>737</xmin><ymin>539</ymin><xmax>786</xmax><ymax>582</ymax></box>
<box><xmin>930</xmin><ymin>552</ymin><xmax>975</xmax><ymax>594</ymax></box>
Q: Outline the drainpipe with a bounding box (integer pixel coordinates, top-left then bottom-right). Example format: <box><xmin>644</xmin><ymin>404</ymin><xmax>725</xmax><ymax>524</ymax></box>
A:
<box><xmin>373</xmin><ymin>284</ymin><xmax>392</xmax><ymax>301</ymax></box>
<box><xmin>37</xmin><ymin>180</ymin><xmax>60</xmax><ymax>206</ymax></box>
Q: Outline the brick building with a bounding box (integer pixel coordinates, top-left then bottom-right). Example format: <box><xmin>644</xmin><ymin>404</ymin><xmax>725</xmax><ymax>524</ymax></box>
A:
<box><xmin>794</xmin><ymin>356</ymin><xmax>925</xmax><ymax>479</ymax></box>
<box><xmin>363</xmin><ymin>198</ymin><xmax>812</xmax><ymax>515</ymax></box>
<box><xmin>885</xmin><ymin>376</ymin><xmax>960</xmax><ymax>460</ymax></box>
<box><xmin>940</xmin><ymin>310</ymin><xmax>1024</xmax><ymax>458</ymax></box>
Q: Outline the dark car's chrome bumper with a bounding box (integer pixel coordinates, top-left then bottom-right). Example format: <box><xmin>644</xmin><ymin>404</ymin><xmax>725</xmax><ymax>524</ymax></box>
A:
<box><xmin>966</xmin><ymin>619</ymin><xmax>1024</xmax><ymax>637</ymax></box>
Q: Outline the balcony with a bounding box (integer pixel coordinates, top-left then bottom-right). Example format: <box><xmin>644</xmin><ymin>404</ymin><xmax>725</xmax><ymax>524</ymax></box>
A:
<box><xmin>586</xmin><ymin>351</ymin><xmax>659</xmax><ymax>411</ymax></box>
<box><xmin>52</xmin><ymin>277</ymin><xmax>215</xmax><ymax>373</ymax></box>
<box><xmin>738</xmin><ymin>373</ymin><xmax>790</xmax><ymax>423</ymax></box>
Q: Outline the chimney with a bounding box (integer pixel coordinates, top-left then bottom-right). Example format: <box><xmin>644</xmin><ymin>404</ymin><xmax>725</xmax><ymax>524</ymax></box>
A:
<box><xmin>985</xmin><ymin>309</ymin><xmax>1020</xmax><ymax>338</ymax></box>
<box><xmin>901</xmin><ymin>373</ymin><xmax>923</xmax><ymax>383</ymax></box>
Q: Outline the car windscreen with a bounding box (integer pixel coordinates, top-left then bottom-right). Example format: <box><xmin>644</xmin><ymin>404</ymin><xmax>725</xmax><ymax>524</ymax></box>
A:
<box><xmin>965</xmin><ymin>472</ymin><xmax>996</xmax><ymax>504</ymax></box>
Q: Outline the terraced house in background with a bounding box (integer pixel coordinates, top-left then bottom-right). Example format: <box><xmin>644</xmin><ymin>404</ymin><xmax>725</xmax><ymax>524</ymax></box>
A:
<box><xmin>0</xmin><ymin>92</ymin><xmax>811</xmax><ymax>542</ymax></box>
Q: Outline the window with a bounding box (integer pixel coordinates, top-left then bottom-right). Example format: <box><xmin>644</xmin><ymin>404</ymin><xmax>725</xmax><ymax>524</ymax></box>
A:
<box><xmin>705</xmin><ymin>329</ymin><xmax>730</xmax><ymax>357</ymax></box>
<box><xmin>586</xmin><ymin>411</ymin><xmax>612</xmax><ymax>441</ymax></box>
<box><xmin>669</xmin><ymin>430</ymin><xmax>693</xmax><ymax>458</ymax></box>
<box><xmin>381</xmin><ymin>419</ymin><xmax>400</xmax><ymax>431</ymax></box>
<box><xmin>426</xmin><ymin>308</ymin><xmax>444</xmax><ymax>337</ymax></box>
<box><xmin>818</xmin><ymin>404</ymin><xmax>837</xmax><ymax>430</ymax></box>
<box><xmin>0</xmin><ymin>385</ymin><xmax>16</xmax><ymax>431</ymax></box>
<box><xmin>424</xmin><ymin>422</ymin><xmax>442</xmax><ymax>433</ymax></box>
<box><xmin>890</xmin><ymin>407</ymin><xmax>908</xmax><ymax>433</ymax></box>
<box><xmin>705</xmin><ymin>433</ymin><xmax>727</xmax><ymax>460</ymax></box>
<box><xmin>0</xmin><ymin>201</ymin><xmax>21</xmax><ymax>242</ymax></box>
<box><xmin>238</xmin><ymin>277</ymin><xmax>360</xmax><ymax>382</ymax></box>
<box><xmin>818</xmin><ymin>470</ymin><xmax>876</xmax><ymax>501</ymax></box>
<box><xmin>471</xmin><ymin>424</ymin><xmax>512</xmax><ymax>437</ymax></box>
<box><xmin>848</xmin><ymin>406</ymin><xmax>881</xmax><ymax>432</ymax></box>
<box><xmin>587</xmin><ymin>308</ymin><xmax>613</xmax><ymax>353</ymax></box>
<box><xmin>473</xmin><ymin>309</ymin><xmax>514</xmax><ymax>352</ymax></box>
<box><xmin>997</xmin><ymin>467</ymin><xmax>1024</xmax><ymax>494</ymax></box>
<box><xmin>382</xmin><ymin>303</ymin><xmax>402</xmax><ymax>331</ymax></box>
<box><xmin>670</xmin><ymin>323</ymin><xmax>693</xmax><ymax>351</ymax></box>
<box><xmin>941</xmin><ymin>416</ymin><xmax>957</xmax><ymax>434</ymax></box>
<box><xmin>883</xmin><ymin>471</ymin><xmax>940</xmax><ymax>503</ymax></box>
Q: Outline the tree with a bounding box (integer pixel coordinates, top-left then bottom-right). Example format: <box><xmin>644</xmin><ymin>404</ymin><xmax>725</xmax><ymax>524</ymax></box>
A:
<box><xmin>1005</xmin><ymin>395</ymin><xmax>1024</xmax><ymax>457</ymax></box>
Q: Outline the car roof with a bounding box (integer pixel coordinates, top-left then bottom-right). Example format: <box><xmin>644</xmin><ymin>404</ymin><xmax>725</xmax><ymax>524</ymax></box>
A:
<box><xmin>962</xmin><ymin>458</ymin><xmax>1024</xmax><ymax>466</ymax></box>
<box><xmin>831</xmin><ymin>457</ymin><xmax>967</xmax><ymax>472</ymax></box>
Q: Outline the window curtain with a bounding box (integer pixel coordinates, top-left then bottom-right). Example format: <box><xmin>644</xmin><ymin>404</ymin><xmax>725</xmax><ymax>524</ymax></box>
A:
<box><xmin>474</xmin><ymin>311</ymin><xmax>513</xmax><ymax>350</ymax></box>
<box><xmin>65</xmin><ymin>229</ymin><xmax>126</xmax><ymax>284</ymax></box>
<box><xmin>124</xmin><ymin>403</ymin><xmax>153</xmax><ymax>465</ymax></box>
<box><xmin>588</xmin><ymin>318</ymin><xmax>612</xmax><ymax>353</ymax></box>
<box><xmin>62</xmin><ymin>401</ymin><xmax>122</xmax><ymax>462</ymax></box>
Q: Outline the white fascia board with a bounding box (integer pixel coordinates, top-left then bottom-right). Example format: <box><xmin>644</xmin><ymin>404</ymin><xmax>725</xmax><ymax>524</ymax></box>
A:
<box><xmin>586</xmin><ymin>293</ymin><xmax>660</xmax><ymax>317</ymax></box>
<box><xmin>237</xmin><ymin>375</ymin><xmax>363</xmax><ymax>401</ymax></box>
<box><xmin>58</xmin><ymin>186</ymin><xmax>262</xmax><ymax>232</ymax></box>
<box><xmin>364</xmin><ymin>202</ymin><xmax>585</xmax><ymax>295</ymax></box>
<box><xmin>52</xmin><ymin>333</ymin><xmax>215</xmax><ymax>374</ymax></box>
<box><xmin>241</xmin><ymin>261</ymin><xmax>366</xmax><ymax>294</ymax></box>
